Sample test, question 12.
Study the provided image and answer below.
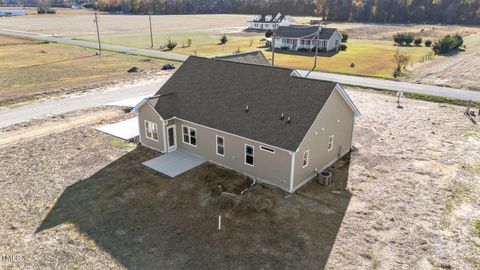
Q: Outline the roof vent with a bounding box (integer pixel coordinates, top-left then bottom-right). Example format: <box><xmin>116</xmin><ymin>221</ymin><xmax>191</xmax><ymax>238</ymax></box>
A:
<box><xmin>245</xmin><ymin>105</ymin><xmax>249</xmax><ymax>112</ymax></box>
<box><xmin>280</xmin><ymin>113</ymin><xmax>284</xmax><ymax>120</ymax></box>
<box><xmin>287</xmin><ymin>116</ymin><xmax>291</xmax><ymax>124</ymax></box>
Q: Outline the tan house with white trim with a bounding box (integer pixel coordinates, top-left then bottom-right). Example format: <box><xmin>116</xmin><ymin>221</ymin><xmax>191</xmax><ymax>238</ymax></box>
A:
<box><xmin>134</xmin><ymin>56</ymin><xmax>360</xmax><ymax>193</ymax></box>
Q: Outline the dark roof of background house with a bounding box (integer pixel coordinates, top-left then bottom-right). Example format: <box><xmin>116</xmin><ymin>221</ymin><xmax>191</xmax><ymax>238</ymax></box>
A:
<box><xmin>149</xmin><ymin>57</ymin><xmax>337</xmax><ymax>152</ymax></box>
<box><xmin>276</xmin><ymin>26</ymin><xmax>338</xmax><ymax>40</ymax></box>
<box><xmin>249</xmin><ymin>14</ymin><xmax>285</xmax><ymax>23</ymax></box>
<box><xmin>214</xmin><ymin>51</ymin><xmax>270</xmax><ymax>66</ymax></box>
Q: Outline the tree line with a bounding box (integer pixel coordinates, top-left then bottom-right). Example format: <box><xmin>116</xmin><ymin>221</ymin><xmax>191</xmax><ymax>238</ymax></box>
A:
<box><xmin>92</xmin><ymin>0</ymin><xmax>480</xmax><ymax>25</ymax></box>
<box><xmin>2</xmin><ymin>0</ymin><xmax>478</xmax><ymax>25</ymax></box>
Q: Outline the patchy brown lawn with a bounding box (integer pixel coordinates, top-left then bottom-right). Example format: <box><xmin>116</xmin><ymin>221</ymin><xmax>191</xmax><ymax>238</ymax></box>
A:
<box><xmin>0</xmin><ymin>89</ymin><xmax>479</xmax><ymax>269</ymax></box>
<box><xmin>0</xmin><ymin>35</ymin><xmax>169</xmax><ymax>103</ymax></box>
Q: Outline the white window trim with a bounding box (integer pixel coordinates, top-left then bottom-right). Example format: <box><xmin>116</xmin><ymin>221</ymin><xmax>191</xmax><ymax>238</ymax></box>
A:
<box><xmin>144</xmin><ymin>120</ymin><xmax>159</xmax><ymax>141</ymax></box>
<box><xmin>182</xmin><ymin>125</ymin><xmax>197</xmax><ymax>147</ymax></box>
<box><xmin>328</xmin><ymin>135</ymin><xmax>334</xmax><ymax>151</ymax></box>
<box><xmin>216</xmin><ymin>135</ymin><xmax>225</xmax><ymax>157</ymax></box>
<box><xmin>302</xmin><ymin>149</ymin><xmax>309</xmax><ymax>168</ymax></box>
<box><xmin>244</xmin><ymin>144</ymin><xmax>254</xmax><ymax>167</ymax></box>
<box><xmin>260</xmin><ymin>145</ymin><xmax>275</xmax><ymax>154</ymax></box>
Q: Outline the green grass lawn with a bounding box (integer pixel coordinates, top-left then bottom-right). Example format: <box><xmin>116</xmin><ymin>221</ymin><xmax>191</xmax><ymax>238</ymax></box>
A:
<box><xmin>264</xmin><ymin>39</ymin><xmax>431</xmax><ymax>78</ymax></box>
<box><xmin>77</xmin><ymin>31</ymin><xmax>431</xmax><ymax>78</ymax></box>
<box><xmin>77</xmin><ymin>31</ymin><xmax>266</xmax><ymax>57</ymax></box>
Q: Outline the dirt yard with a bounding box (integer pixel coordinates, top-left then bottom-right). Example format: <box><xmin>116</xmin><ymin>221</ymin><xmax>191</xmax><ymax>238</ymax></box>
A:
<box><xmin>0</xmin><ymin>90</ymin><xmax>479</xmax><ymax>269</ymax></box>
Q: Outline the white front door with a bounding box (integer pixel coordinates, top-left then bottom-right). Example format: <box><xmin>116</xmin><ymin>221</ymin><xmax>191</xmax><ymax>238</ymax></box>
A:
<box><xmin>166</xmin><ymin>125</ymin><xmax>177</xmax><ymax>152</ymax></box>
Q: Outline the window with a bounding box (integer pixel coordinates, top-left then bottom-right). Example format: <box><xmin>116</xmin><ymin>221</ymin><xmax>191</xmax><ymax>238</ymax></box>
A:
<box><xmin>328</xmin><ymin>135</ymin><xmax>334</xmax><ymax>151</ymax></box>
<box><xmin>302</xmin><ymin>150</ymin><xmax>309</xmax><ymax>168</ymax></box>
<box><xmin>260</xmin><ymin>145</ymin><xmax>275</xmax><ymax>154</ymax></box>
<box><xmin>182</xmin><ymin>125</ymin><xmax>197</xmax><ymax>146</ymax></box>
<box><xmin>335</xmin><ymin>40</ymin><xmax>339</xmax><ymax>45</ymax></box>
<box><xmin>322</xmin><ymin>40</ymin><xmax>326</xmax><ymax>47</ymax></box>
<box><xmin>144</xmin><ymin>121</ymin><xmax>158</xmax><ymax>141</ymax></box>
<box><xmin>216</xmin><ymin>136</ymin><xmax>224</xmax><ymax>156</ymax></box>
<box><xmin>245</xmin><ymin>144</ymin><xmax>254</xmax><ymax>166</ymax></box>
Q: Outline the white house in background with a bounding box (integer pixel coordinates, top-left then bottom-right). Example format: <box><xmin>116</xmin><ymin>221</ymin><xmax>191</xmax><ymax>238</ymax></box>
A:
<box><xmin>247</xmin><ymin>13</ymin><xmax>296</xmax><ymax>30</ymax></box>
<box><xmin>274</xmin><ymin>25</ymin><xmax>343</xmax><ymax>52</ymax></box>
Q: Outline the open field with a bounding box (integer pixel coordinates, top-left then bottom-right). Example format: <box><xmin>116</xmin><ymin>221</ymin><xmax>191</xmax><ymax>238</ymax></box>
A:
<box><xmin>0</xmin><ymin>35</ymin><xmax>169</xmax><ymax>102</ymax></box>
<box><xmin>2</xmin><ymin>12</ymin><xmax>480</xmax><ymax>79</ymax></box>
<box><xmin>408</xmin><ymin>34</ymin><xmax>480</xmax><ymax>91</ymax></box>
<box><xmin>0</xmin><ymin>89</ymin><xmax>478</xmax><ymax>269</ymax></box>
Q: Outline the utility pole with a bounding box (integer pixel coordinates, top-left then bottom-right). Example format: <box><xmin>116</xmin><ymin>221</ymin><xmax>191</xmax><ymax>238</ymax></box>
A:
<box><xmin>271</xmin><ymin>23</ymin><xmax>277</xmax><ymax>66</ymax></box>
<box><xmin>149</xmin><ymin>11</ymin><xmax>154</xmax><ymax>48</ymax></box>
<box><xmin>94</xmin><ymin>12</ymin><xmax>102</xmax><ymax>54</ymax></box>
<box><xmin>306</xmin><ymin>17</ymin><xmax>323</xmax><ymax>78</ymax></box>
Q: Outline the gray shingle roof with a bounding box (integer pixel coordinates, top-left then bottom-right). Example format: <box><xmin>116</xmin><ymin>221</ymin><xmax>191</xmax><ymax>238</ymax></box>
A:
<box><xmin>276</xmin><ymin>26</ymin><xmax>338</xmax><ymax>40</ymax></box>
<box><xmin>149</xmin><ymin>57</ymin><xmax>336</xmax><ymax>152</ymax></box>
<box><xmin>249</xmin><ymin>14</ymin><xmax>285</xmax><ymax>23</ymax></box>
<box><xmin>214</xmin><ymin>51</ymin><xmax>270</xmax><ymax>66</ymax></box>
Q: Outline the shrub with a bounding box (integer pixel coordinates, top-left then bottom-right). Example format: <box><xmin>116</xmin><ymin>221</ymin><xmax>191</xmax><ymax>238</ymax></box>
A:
<box><xmin>392</xmin><ymin>49</ymin><xmax>411</xmax><ymax>75</ymax></box>
<box><xmin>83</xmin><ymin>2</ymin><xmax>96</xmax><ymax>9</ymax></box>
<box><xmin>46</xmin><ymin>9</ymin><xmax>56</xmax><ymax>14</ymax></box>
<box><xmin>393</xmin><ymin>32</ymin><xmax>415</xmax><ymax>46</ymax></box>
<box><xmin>220</xmin><ymin>34</ymin><xmax>228</xmax><ymax>45</ymax></box>
<box><xmin>281</xmin><ymin>46</ymin><xmax>290</xmax><ymax>50</ymax></box>
<box><xmin>165</xmin><ymin>38</ymin><xmax>177</xmax><ymax>51</ymax></box>
<box><xmin>319</xmin><ymin>48</ymin><xmax>327</xmax><ymax>52</ymax></box>
<box><xmin>432</xmin><ymin>34</ymin><xmax>463</xmax><ymax>54</ymax></box>
<box><xmin>414</xmin><ymin>37</ymin><xmax>422</xmax><ymax>46</ymax></box>
<box><xmin>340</xmin><ymin>31</ymin><xmax>349</xmax><ymax>43</ymax></box>
<box><xmin>425</xmin><ymin>40</ymin><xmax>432</xmax><ymax>47</ymax></box>
<box><xmin>265</xmin><ymin>30</ymin><xmax>273</xmax><ymax>38</ymax></box>
<box><xmin>298</xmin><ymin>48</ymin><xmax>309</xmax><ymax>52</ymax></box>
<box><xmin>340</xmin><ymin>44</ymin><xmax>347</xmax><ymax>51</ymax></box>
<box><xmin>37</xmin><ymin>7</ymin><xmax>46</xmax><ymax>14</ymax></box>
<box><xmin>233</xmin><ymin>48</ymin><xmax>241</xmax><ymax>54</ymax></box>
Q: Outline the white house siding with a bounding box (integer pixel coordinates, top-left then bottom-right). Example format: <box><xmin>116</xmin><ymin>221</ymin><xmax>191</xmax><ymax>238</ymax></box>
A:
<box><xmin>327</xmin><ymin>31</ymin><xmax>342</xmax><ymax>51</ymax></box>
<box><xmin>291</xmin><ymin>87</ymin><xmax>355</xmax><ymax>191</ymax></box>
<box><xmin>174</xmin><ymin>118</ymin><xmax>293</xmax><ymax>191</ymax></box>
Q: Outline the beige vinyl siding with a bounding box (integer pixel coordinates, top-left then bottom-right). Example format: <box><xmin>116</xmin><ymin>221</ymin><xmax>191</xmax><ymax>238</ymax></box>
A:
<box><xmin>138</xmin><ymin>102</ymin><xmax>165</xmax><ymax>152</ymax></box>
<box><xmin>174</xmin><ymin>119</ymin><xmax>293</xmax><ymax>191</ymax></box>
<box><xmin>292</xmin><ymin>87</ymin><xmax>355</xmax><ymax>190</ymax></box>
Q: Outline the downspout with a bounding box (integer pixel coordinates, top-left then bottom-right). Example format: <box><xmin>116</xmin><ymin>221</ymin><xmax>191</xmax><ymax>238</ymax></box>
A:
<box><xmin>289</xmin><ymin>151</ymin><xmax>296</xmax><ymax>193</ymax></box>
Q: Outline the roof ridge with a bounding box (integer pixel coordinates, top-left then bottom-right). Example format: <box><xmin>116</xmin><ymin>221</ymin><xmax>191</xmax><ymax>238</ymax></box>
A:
<box><xmin>188</xmin><ymin>55</ymin><xmax>294</xmax><ymax>72</ymax></box>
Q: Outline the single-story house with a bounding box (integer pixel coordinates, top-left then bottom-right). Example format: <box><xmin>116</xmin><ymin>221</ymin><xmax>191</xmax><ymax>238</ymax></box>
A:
<box><xmin>247</xmin><ymin>13</ymin><xmax>296</xmax><ymax>31</ymax></box>
<box><xmin>0</xmin><ymin>9</ymin><xmax>26</xmax><ymax>17</ymax></box>
<box><xmin>274</xmin><ymin>25</ymin><xmax>342</xmax><ymax>52</ymax></box>
<box><xmin>133</xmin><ymin>56</ymin><xmax>360</xmax><ymax>193</ymax></box>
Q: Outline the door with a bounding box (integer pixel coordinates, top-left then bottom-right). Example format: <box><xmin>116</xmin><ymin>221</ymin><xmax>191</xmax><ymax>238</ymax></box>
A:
<box><xmin>166</xmin><ymin>125</ymin><xmax>177</xmax><ymax>152</ymax></box>
<box><xmin>292</xmin><ymin>39</ymin><xmax>298</xmax><ymax>50</ymax></box>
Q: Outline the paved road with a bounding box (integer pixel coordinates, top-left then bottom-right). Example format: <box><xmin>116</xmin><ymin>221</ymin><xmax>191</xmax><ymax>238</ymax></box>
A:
<box><xmin>0</xmin><ymin>79</ymin><xmax>165</xmax><ymax>129</ymax></box>
<box><xmin>0</xmin><ymin>29</ymin><xmax>188</xmax><ymax>62</ymax></box>
<box><xmin>2</xmin><ymin>28</ymin><xmax>479</xmax><ymax>102</ymax></box>
<box><xmin>296</xmin><ymin>70</ymin><xmax>480</xmax><ymax>102</ymax></box>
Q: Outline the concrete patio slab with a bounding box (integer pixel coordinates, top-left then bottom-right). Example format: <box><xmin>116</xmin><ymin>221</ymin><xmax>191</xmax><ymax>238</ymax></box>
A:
<box><xmin>96</xmin><ymin>117</ymin><xmax>139</xmax><ymax>140</ymax></box>
<box><xmin>142</xmin><ymin>150</ymin><xmax>206</xmax><ymax>177</ymax></box>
